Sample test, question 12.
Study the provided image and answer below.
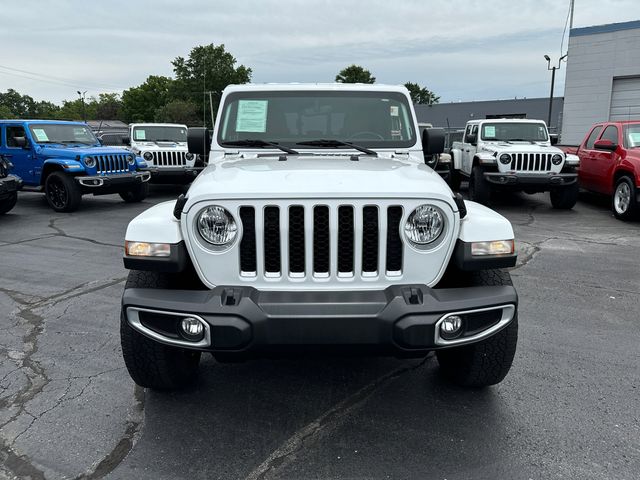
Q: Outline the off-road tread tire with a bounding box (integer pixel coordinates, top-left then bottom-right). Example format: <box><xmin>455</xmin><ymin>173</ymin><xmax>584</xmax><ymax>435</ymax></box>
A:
<box><xmin>121</xmin><ymin>270</ymin><xmax>201</xmax><ymax>390</ymax></box>
<box><xmin>550</xmin><ymin>182</ymin><xmax>578</xmax><ymax>210</ymax></box>
<box><xmin>45</xmin><ymin>171</ymin><xmax>82</xmax><ymax>212</ymax></box>
<box><xmin>469</xmin><ymin>165</ymin><xmax>490</xmax><ymax>205</ymax></box>
<box><xmin>436</xmin><ymin>268</ymin><xmax>517</xmax><ymax>388</ymax></box>
<box><xmin>611</xmin><ymin>175</ymin><xmax>638</xmax><ymax>221</ymax></box>
<box><xmin>119</xmin><ymin>182</ymin><xmax>149</xmax><ymax>203</ymax></box>
<box><xmin>0</xmin><ymin>191</ymin><xmax>18</xmax><ymax>214</ymax></box>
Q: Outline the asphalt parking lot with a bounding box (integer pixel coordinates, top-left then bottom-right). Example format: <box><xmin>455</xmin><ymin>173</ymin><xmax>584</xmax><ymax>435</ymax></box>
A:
<box><xmin>1</xmin><ymin>186</ymin><xmax>639</xmax><ymax>480</ymax></box>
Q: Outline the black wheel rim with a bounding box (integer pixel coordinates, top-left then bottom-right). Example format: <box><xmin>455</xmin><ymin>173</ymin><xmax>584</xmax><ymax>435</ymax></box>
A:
<box><xmin>48</xmin><ymin>178</ymin><xmax>67</xmax><ymax>208</ymax></box>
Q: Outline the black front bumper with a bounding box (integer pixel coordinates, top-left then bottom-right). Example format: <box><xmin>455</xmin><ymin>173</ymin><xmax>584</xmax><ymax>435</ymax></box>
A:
<box><xmin>146</xmin><ymin>167</ymin><xmax>203</xmax><ymax>184</ymax></box>
<box><xmin>0</xmin><ymin>175</ymin><xmax>22</xmax><ymax>197</ymax></box>
<box><xmin>122</xmin><ymin>284</ymin><xmax>517</xmax><ymax>355</ymax></box>
<box><xmin>484</xmin><ymin>171</ymin><xmax>577</xmax><ymax>187</ymax></box>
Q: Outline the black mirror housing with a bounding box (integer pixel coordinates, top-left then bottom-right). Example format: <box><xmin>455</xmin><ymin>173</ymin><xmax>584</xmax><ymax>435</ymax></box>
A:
<box><xmin>14</xmin><ymin>136</ymin><xmax>29</xmax><ymax>149</ymax></box>
<box><xmin>466</xmin><ymin>134</ymin><xmax>477</xmax><ymax>145</ymax></box>
<box><xmin>422</xmin><ymin>128</ymin><xmax>445</xmax><ymax>155</ymax></box>
<box><xmin>122</xmin><ymin>136</ymin><xmax>131</xmax><ymax>146</ymax></box>
<box><xmin>188</xmin><ymin>128</ymin><xmax>212</xmax><ymax>156</ymax></box>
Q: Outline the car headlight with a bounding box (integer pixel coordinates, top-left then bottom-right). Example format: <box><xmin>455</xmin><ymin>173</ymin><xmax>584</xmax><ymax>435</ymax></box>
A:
<box><xmin>185</xmin><ymin>152</ymin><xmax>195</xmax><ymax>161</ymax></box>
<box><xmin>127</xmin><ymin>154</ymin><xmax>135</xmax><ymax>165</ymax></box>
<box><xmin>197</xmin><ymin>206</ymin><xmax>237</xmax><ymax>246</ymax></box>
<box><xmin>551</xmin><ymin>154</ymin><xmax>563</xmax><ymax>165</ymax></box>
<box><xmin>499</xmin><ymin>153</ymin><xmax>511</xmax><ymax>165</ymax></box>
<box><xmin>404</xmin><ymin>205</ymin><xmax>444</xmax><ymax>245</ymax></box>
<box><xmin>143</xmin><ymin>151</ymin><xmax>153</xmax><ymax>161</ymax></box>
<box><xmin>83</xmin><ymin>156</ymin><xmax>96</xmax><ymax>168</ymax></box>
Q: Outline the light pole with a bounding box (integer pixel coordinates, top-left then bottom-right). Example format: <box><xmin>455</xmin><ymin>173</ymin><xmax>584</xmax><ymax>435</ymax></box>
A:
<box><xmin>77</xmin><ymin>90</ymin><xmax>87</xmax><ymax>122</ymax></box>
<box><xmin>544</xmin><ymin>54</ymin><xmax>567</xmax><ymax>129</ymax></box>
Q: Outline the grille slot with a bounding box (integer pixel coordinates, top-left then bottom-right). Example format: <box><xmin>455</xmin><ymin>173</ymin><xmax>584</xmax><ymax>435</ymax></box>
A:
<box><xmin>313</xmin><ymin>206</ymin><xmax>330</xmax><ymax>274</ymax></box>
<box><xmin>362</xmin><ymin>206</ymin><xmax>379</xmax><ymax>273</ymax></box>
<box><xmin>239</xmin><ymin>207</ymin><xmax>256</xmax><ymax>274</ymax></box>
<box><xmin>151</xmin><ymin>151</ymin><xmax>187</xmax><ymax>166</ymax></box>
<box><xmin>386</xmin><ymin>206</ymin><xmax>403</xmax><ymax>273</ymax></box>
<box><xmin>337</xmin><ymin>206</ymin><xmax>354</xmax><ymax>274</ymax></box>
<box><xmin>511</xmin><ymin>153</ymin><xmax>552</xmax><ymax>172</ymax></box>
<box><xmin>264</xmin><ymin>207</ymin><xmax>281</xmax><ymax>274</ymax></box>
<box><xmin>96</xmin><ymin>154</ymin><xmax>127</xmax><ymax>174</ymax></box>
<box><xmin>288</xmin><ymin>206</ymin><xmax>305</xmax><ymax>274</ymax></box>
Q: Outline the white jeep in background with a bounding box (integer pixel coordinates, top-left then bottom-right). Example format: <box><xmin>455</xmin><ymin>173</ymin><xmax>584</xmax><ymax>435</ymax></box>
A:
<box><xmin>126</xmin><ymin>123</ymin><xmax>203</xmax><ymax>184</ymax></box>
<box><xmin>450</xmin><ymin>119</ymin><xmax>580</xmax><ymax>208</ymax></box>
<box><xmin>120</xmin><ymin>84</ymin><xmax>520</xmax><ymax>391</ymax></box>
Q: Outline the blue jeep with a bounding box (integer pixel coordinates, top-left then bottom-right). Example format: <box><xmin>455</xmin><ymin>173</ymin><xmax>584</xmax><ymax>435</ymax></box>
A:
<box><xmin>0</xmin><ymin>154</ymin><xmax>22</xmax><ymax>214</ymax></box>
<box><xmin>0</xmin><ymin>120</ymin><xmax>150</xmax><ymax>212</ymax></box>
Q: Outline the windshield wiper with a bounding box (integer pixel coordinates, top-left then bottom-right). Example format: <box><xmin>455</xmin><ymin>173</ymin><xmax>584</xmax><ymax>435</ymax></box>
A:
<box><xmin>222</xmin><ymin>139</ymin><xmax>299</xmax><ymax>154</ymax></box>
<box><xmin>506</xmin><ymin>138</ymin><xmax>536</xmax><ymax>144</ymax></box>
<box><xmin>295</xmin><ymin>139</ymin><xmax>377</xmax><ymax>156</ymax></box>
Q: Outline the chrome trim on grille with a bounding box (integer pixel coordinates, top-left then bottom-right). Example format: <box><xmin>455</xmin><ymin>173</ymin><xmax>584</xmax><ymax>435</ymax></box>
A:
<box><xmin>150</xmin><ymin>151</ymin><xmax>188</xmax><ymax>167</ymax></box>
<box><xmin>506</xmin><ymin>153</ymin><xmax>553</xmax><ymax>172</ymax></box>
<box><xmin>96</xmin><ymin>154</ymin><xmax>129</xmax><ymax>174</ymax></box>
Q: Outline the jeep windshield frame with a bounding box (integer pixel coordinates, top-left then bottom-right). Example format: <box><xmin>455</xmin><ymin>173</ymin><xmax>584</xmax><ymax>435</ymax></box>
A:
<box><xmin>480</xmin><ymin>122</ymin><xmax>549</xmax><ymax>142</ymax></box>
<box><xmin>132</xmin><ymin>126</ymin><xmax>187</xmax><ymax>143</ymax></box>
<box><xmin>28</xmin><ymin>123</ymin><xmax>99</xmax><ymax>146</ymax></box>
<box><xmin>217</xmin><ymin>90</ymin><xmax>417</xmax><ymax>150</ymax></box>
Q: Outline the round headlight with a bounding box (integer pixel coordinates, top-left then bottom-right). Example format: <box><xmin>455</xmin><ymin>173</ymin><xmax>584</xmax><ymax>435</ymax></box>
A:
<box><xmin>84</xmin><ymin>156</ymin><xmax>96</xmax><ymax>168</ymax></box>
<box><xmin>143</xmin><ymin>151</ymin><xmax>153</xmax><ymax>161</ymax></box>
<box><xmin>499</xmin><ymin>153</ymin><xmax>511</xmax><ymax>165</ymax></box>
<box><xmin>404</xmin><ymin>205</ymin><xmax>444</xmax><ymax>245</ymax></box>
<box><xmin>185</xmin><ymin>152</ymin><xmax>195</xmax><ymax>161</ymax></box>
<box><xmin>197</xmin><ymin>206</ymin><xmax>237</xmax><ymax>246</ymax></box>
<box><xmin>551</xmin><ymin>154</ymin><xmax>563</xmax><ymax>165</ymax></box>
<box><xmin>127</xmin><ymin>154</ymin><xmax>135</xmax><ymax>165</ymax></box>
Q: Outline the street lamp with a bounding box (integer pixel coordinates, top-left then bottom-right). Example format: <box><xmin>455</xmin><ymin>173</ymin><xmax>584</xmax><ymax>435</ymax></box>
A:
<box><xmin>544</xmin><ymin>54</ymin><xmax>567</xmax><ymax>129</ymax></box>
<box><xmin>77</xmin><ymin>90</ymin><xmax>87</xmax><ymax>122</ymax></box>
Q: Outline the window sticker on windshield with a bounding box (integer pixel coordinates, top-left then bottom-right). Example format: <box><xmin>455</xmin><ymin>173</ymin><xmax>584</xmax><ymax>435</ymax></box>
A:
<box><xmin>73</xmin><ymin>128</ymin><xmax>86</xmax><ymax>136</ymax></box>
<box><xmin>32</xmin><ymin>128</ymin><xmax>49</xmax><ymax>142</ymax></box>
<box><xmin>390</xmin><ymin>106</ymin><xmax>399</xmax><ymax>117</ymax></box>
<box><xmin>484</xmin><ymin>126</ymin><xmax>496</xmax><ymax>138</ymax></box>
<box><xmin>236</xmin><ymin>100</ymin><xmax>268</xmax><ymax>132</ymax></box>
<box><xmin>629</xmin><ymin>132</ymin><xmax>640</xmax><ymax>143</ymax></box>
<box><xmin>134</xmin><ymin>130</ymin><xmax>146</xmax><ymax>140</ymax></box>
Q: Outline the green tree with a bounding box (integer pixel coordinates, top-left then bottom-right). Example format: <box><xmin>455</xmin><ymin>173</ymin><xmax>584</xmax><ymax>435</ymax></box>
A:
<box><xmin>171</xmin><ymin>43</ymin><xmax>252</xmax><ymax>125</ymax></box>
<box><xmin>0</xmin><ymin>89</ymin><xmax>60</xmax><ymax>118</ymax></box>
<box><xmin>154</xmin><ymin>100</ymin><xmax>200</xmax><ymax>126</ymax></box>
<box><xmin>0</xmin><ymin>104</ymin><xmax>15</xmax><ymax>119</ymax></box>
<box><xmin>95</xmin><ymin>93</ymin><xmax>123</xmax><ymax>120</ymax></box>
<box><xmin>122</xmin><ymin>75</ymin><xmax>173</xmax><ymax>123</ymax></box>
<box><xmin>404</xmin><ymin>82</ymin><xmax>440</xmax><ymax>105</ymax></box>
<box><xmin>57</xmin><ymin>98</ymin><xmax>97</xmax><ymax>121</ymax></box>
<box><xmin>335</xmin><ymin>65</ymin><xmax>376</xmax><ymax>84</ymax></box>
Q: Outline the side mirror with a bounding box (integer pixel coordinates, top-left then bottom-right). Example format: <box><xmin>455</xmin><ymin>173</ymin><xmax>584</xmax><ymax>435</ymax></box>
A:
<box><xmin>97</xmin><ymin>138</ymin><xmax>104</xmax><ymax>146</ymax></box>
<box><xmin>593</xmin><ymin>139</ymin><xmax>617</xmax><ymax>152</ymax></box>
<box><xmin>188</xmin><ymin>127</ymin><xmax>212</xmax><ymax>156</ymax></box>
<box><xmin>14</xmin><ymin>136</ymin><xmax>29</xmax><ymax>149</ymax></box>
<box><xmin>550</xmin><ymin>134</ymin><xmax>559</xmax><ymax>145</ymax></box>
<box><xmin>466</xmin><ymin>134</ymin><xmax>477</xmax><ymax>145</ymax></box>
<box><xmin>122</xmin><ymin>136</ymin><xmax>131</xmax><ymax>146</ymax></box>
<box><xmin>422</xmin><ymin>127</ymin><xmax>445</xmax><ymax>156</ymax></box>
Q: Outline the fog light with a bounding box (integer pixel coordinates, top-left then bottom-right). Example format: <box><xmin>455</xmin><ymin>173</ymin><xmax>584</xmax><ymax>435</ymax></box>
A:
<box><xmin>180</xmin><ymin>317</ymin><xmax>205</xmax><ymax>341</ymax></box>
<box><xmin>440</xmin><ymin>315</ymin><xmax>463</xmax><ymax>339</ymax></box>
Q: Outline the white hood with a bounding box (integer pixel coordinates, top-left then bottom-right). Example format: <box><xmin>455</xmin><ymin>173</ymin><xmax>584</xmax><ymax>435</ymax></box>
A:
<box><xmin>480</xmin><ymin>142</ymin><xmax>562</xmax><ymax>154</ymax></box>
<box><xmin>184</xmin><ymin>154</ymin><xmax>455</xmax><ymax>209</ymax></box>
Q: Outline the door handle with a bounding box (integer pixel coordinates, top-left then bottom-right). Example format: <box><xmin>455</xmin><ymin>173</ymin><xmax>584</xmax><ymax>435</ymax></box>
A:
<box><xmin>3</xmin><ymin>154</ymin><xmax>12</xmax><ymax>158</ymax></box>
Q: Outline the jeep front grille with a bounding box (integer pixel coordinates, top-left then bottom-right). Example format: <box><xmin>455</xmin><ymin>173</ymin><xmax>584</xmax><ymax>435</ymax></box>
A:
<box><xmin>239</xmin><ymin>205</ymin><xmax>404</xmax><ymax>279</ymax></box>
<box><xmin>150</xmin><ymin>151</ymin><xmax>187</xmax><ymax>166</ymax></box>
<box><xmin>95</xmin><ymin>154</ymin><xmax>128</xmax><ymax>174</ymax></box>
<box><xmin>506</xmin><ymin>153</ymin><xmax>553</xmax><ymax>172</ymax></box>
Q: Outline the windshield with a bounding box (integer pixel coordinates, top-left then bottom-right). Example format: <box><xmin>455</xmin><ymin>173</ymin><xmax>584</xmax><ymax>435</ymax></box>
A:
<box><xmin>624</xmin><ymin>123</ymin><xmax>640</xmax><ymax>148</ymax></box>
<box><xmin>132</xmin><ymin>126</ymin><xmax>187</xmax><ymax>143</ymax></box>
<box><xmin>28</xmin><ymin>124</ymin><xmax>98</xmax><ymax>145</ymax></box>
<box><xmin>217</xmin><ymin>91</ymin><xmax>416</xmax><ymax>149</ymax></box>
<box><xmin>480</xmin><ymin>122</ymin><xmax>549</xmax><ymax>142</ymax></box>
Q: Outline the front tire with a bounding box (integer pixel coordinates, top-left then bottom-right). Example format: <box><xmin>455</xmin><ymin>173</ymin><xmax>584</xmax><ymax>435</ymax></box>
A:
<box><xmin>612</xmin><ymin>176</ymin><xmax>638</xmax><ymax>220</ymax></box>
<box><xmin>120</xmin><ymin>270</ymin><xmax>201</xmax><ymax>390</ymax></box>
<box><xmin>0</xmin><ymin>191</ymin><xmax>18</xmax><ymax>214</ymax></box>
<box><xmin>45</xmin><ymin>172</ymin><xmax>82</xmax><ymax>212</ymax></box>
<box><xmin>550</xmin><ymin>182</ymin><xmax>578</xmax><ymax>210</ymax></box>
<box><xmin>119</xmin><ymin>181</ymin><xmax>149</xmax><ymax>203</ymax></box>
<box><xmin>436</xmin><ymin>269</ymin><xmax>518</xmax><ymax>387</ymax></box>
<box><xmin>468</xmin><ymin>165</ymin><xmax>490</xmax><ymax>204</ymax></box>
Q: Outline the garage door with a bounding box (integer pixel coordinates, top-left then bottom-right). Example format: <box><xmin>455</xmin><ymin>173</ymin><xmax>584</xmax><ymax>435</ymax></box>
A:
<box><xmin>610</xmin><ymin>77</ymin><xmax>640</xmax><ymax>120</ymax></box>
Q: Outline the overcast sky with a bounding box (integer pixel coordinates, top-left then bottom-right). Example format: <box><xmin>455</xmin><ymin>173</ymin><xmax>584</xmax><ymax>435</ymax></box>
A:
<box><xmin>1</xmin><ymin>0</ymin><xmax>637</xmax><ymax>105</ymax></box>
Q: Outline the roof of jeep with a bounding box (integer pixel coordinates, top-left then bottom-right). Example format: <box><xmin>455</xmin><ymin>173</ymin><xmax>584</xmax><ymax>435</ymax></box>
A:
<box><xmin>223</xmin><ymin>83</ymin><xmax>409</xmax><ymax>94</ymax></box>
<box><xmin>466</xmin><ymin>119</ymin><xmax>548</xmax><ymax>125</ymax></box>
<box><xmin>130</xmin><ymin>123</ymin><xmax>188</xmax><ymax>128</ymax></box>
<box><xmin>0</xmin><ymin>119</ymin><xmax>87</xmax><ymax>125</ymax></box>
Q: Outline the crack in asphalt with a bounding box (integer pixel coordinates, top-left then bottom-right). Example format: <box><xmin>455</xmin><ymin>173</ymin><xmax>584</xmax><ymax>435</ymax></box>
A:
<box><xmin>0</xmin><ymin>275</ymin><xmax>129</xmax><ymax>480</ymax></box>
<box><xmin>48</xmin><ymin>218</ymin><xmax>122</xmax><ymax>248</ymax></box>
<box><xmin>244</xmin><ymin>357</ymin><xmax>430</xmax><ymax>480</ymax></box>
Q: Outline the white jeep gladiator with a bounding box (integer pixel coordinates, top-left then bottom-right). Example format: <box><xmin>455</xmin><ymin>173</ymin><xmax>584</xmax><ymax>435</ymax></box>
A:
<box><xmin>450</xmin><ymin>119</ymin><xmax>580</xmax><ymax>208</ymax></box>
<box><xmin>120</xmin><ymin>84</ymin><xmax>519</xmax><ymax>390</ymax></box>
<box><xmin>127</xmin><ymin>123</ymin><xmax>203</xmax><ymax>184</ymax></box>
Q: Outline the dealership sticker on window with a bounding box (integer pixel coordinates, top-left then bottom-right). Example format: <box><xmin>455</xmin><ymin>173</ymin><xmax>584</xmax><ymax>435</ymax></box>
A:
<box><xmin>629</xmin><ymin>132</ymin><xmax>640</xmax><ymax>143</ymax></box>
<box><xmin>484</xmin><ymin>126</ymin><xmax>496</xmax><ymax>138</ymax></box>
<box><xmin>390</xmin><ymin>106</ymin><xmax>399</xmax><ymax>117</ymax></box>
<box><xmin>134</xmin><ymin>130</ymin><xmax>146</xmax><ymax>140</ymax></box>
<box><xmin>32</xmin><ymin>128</ymin><xmax>49</xmax><ymax>142</ymax></box>
<box><xmin>236</xmin><ymin>100</ymin><xmax>268</xmax><ymax>132</ymax></box>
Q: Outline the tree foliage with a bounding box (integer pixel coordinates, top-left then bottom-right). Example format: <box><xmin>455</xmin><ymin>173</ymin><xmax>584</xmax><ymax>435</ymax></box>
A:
<box><xmin>404</xmin><ymin>82</ymin><xmax>440</xmax><ymax>105</ymax></box>
<box><xmin>335</xmin><ymin>65</ymin><xmax>376</xmax><ymax>84</ymax></box>
<box><xmin>154</xmin><ymin>100</ymin><xmax>200</xmax><ymax>125</ymax></box>
<box><xmin>121</xmin><ymin>75</ymin><xmax>173</xmax><ymax>123</ymax></box>
<box><xmin>0</xmin><ymin>89</ymin><xmax>61</xmax><ymax>118</ymax></box>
